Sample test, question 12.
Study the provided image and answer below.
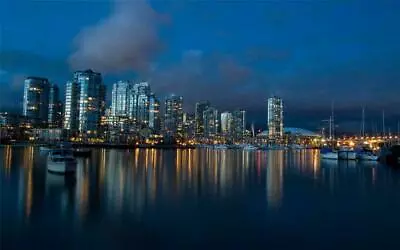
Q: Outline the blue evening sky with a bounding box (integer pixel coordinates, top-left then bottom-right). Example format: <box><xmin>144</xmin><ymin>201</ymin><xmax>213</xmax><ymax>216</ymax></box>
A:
<box><xmin>0</xmin><ymin>0</ymin><xmax>399</xmax><ymax>131</ymax></box>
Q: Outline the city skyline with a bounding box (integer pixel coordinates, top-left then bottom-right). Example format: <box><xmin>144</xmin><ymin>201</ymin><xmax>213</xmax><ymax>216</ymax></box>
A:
<box><xmin>1</xmin><ymin>0</ymin><xmax>399</xmax><ymax>131</ymax></box>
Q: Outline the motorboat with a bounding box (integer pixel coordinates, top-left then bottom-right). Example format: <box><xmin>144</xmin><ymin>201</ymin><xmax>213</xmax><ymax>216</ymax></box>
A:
<box><xmin>357</xmin><ymin>152</ymin><xmax>379</xmax><ymax>161</ymax></box>
<box><xmin>289</xmin><ymin>144</ymin><xmax>305</xmax><ymax>150</ymax></box>
<box><xmin>47</xmin><ymin>147</ymin><xmax>77</xmax><ymax>174</ymax></box>
<box><xmin>320</xmin><ymin>148</ymin><xmax>338</xmax><ymax>160</ymax></box>
<box><xmin>213</xmin><ymin>144</ymin><xmax>228</xmax><ymax>150</ymax></box>
<box><xmin>338</xmin><ymin>146</ymin><xmax>357</xmax><ymax>160</ymax></box>
<box><xmin>241</xmin><ymin>144</ymin><xmax>258</xmax><ymax>151</ymax></box>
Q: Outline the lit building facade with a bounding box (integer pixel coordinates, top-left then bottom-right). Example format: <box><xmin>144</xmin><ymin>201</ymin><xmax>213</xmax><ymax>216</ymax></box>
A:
<box><xmin>203</xmin><ymin>107</ymin><xmax>219</xmax><ymax>138</ymax></box>
<box><xmin>111</xmin><ymin>81</ymin><xmax>132</xmax><ymax>117</ymax></box>
<box><xmin>195</xmin><ymin>101</ymin><xmax>210</xmax><ymax>137</ymax></box>
<box><xmin>220</xmin><ymin>111</ymin><xmax>233</xmax><ymax>136</ymax></box>
<box><xmin>267</xmin><ymin>96</ymin><xmax>284</xmax><ymax>138</ymax></box>
<box><xmin>63</xmin><ymin>70</ymin><xmax>105</xmax><ymax>135</ymax></box>
<box><xmin>129</xmin><ymin>82</ymin><xmax>151</xmax><ymax>124</ymax></box>
<box><xmin>232</xmin><ymin>110</ymin><xmax>246</xmax><ymax>140</ymax></box>
<box><xmin>148</xmin><ymin>94</ymin><xmax>161</xmax><ymax>134</ymax></box>
<box><xmin>164</xmin><ymin>95</ymin><xmax>183</xmax><ymax>137</ymax></box>
<box><xmin>22</xmin><ymin>77</ymin><xmax>50</xmax><ymax>126</ymax></box>
<box><xmin>48</xmin><ymin>84</ymin><xmax>62</xmax><ymax>128</ymax></box>
<box><xmin>63</xmin><ymin>81</ymin><xmax>79</xmax><ymax>131</ymax></box>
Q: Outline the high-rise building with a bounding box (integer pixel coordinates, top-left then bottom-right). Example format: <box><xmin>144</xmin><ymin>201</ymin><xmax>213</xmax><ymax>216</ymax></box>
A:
<box><xmin>203</xmin><ymin>107</ymin><xmax>219</xmax><ymax>138</ymax></box>
<box><xmin>148</xmin><ymin>94</ymin><xmax>161</xmax><ymax>134</ymax></box>
<box><xmin>63</xmin><ymin>81</ymin><xmax>79</xmax><ymax>131</ymax></box>
<box><xmin>164</xmin><ymin>95</ymin><xmax>183</xmax><ymax>136</ymax></box>
<box><xmin>22</xmin><ymin>77</ymin><xmax>50</xmax><ymax>126</ymax></box>
<box><xmin>183</xmin><ymin>113</ymin><xmax>196</xmax><ymax>138</ymax></box>
<box><xmin>195</xmin><ymin>101</ymin><xmax>210</xmax><ymax>137</ymax></box>
<box><xmin>129</xmin><ymin>82</ymin><xmax>151</xmax><ymax>124</ymax></box>
<box><xmin>220</xmin><ymin>111</ymin><xmax>233</xmax><ymax>136</ymax></box>
<box><xmin>267</xmin><ymin>96</ymin><xmax>284</xmax><ymax>138</ymax></box>
<box><xmin>48</xmin><ymin>84</ymin><xmax>62</xmax><ymax>128</ymax></box>
<box><xmin>111</xmin><ymin>81</ymin><xmax>132</xmax><ymax>117</ymax></box>
<box><xmin>63</xmin><ymin>70</ymin><xmax>106</xmax><ymax>135</ymax></box>
<box><xmin>232</xmin><ymin>110</ymin><xmax>246</xmax><ymax>140</ymax></box>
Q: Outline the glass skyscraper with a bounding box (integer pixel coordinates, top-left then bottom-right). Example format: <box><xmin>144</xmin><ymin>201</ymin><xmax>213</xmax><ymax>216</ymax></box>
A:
<box><xmin>203</xmin><ymin>107</ymin><xmax>219</xmax><ymax>138</ymax></box>
<box><xmin>63</xmin><ymin>81</ymin><xmax>79</xmax><ymax>131</ymax></box>
<box><xmin>164</xmin><ymin>95</ymin><xmax>183</xmax><ymax>136</ymax></box>
<box><xmin>148</xmin><ymin>94</ymin><xmax>161</xmax><ymax>133</ymax></box>
<box><xmin>63</xmin><ymin>70</ymin><xmax>105</xmax><ymax>135</ymax></box>
<box><xmin>22</xmin><ymin>77</ymin><xmax>50</xmax><ymax>126</ymax></box>
<box><xmin>48</xmin><ymin>84</ymin><xmax>62</xmax><ymax>128</ymax></box>
<box><xmin>111</xmin><ymin>81</ymin><xmax>132</xmax><ymax>117</ymax></box>
<box><xmin>232</xmin><ymin>110</ymin><xmax>246</xmax><ymax>140</ymax></box>
<box><xmin>267</xmin><ymin>96</ymin><xmax>284</xmax><ymax>138</ymax></box>
<box><xmin>195</xmin><ymin>100</ymin><xmax>210</xmax><ymax>137</ymax></box>
<box><xmin>220</xmin><ymin>111</ymin><xmax>233</xmax><ymax>136</ymax></box>
<box><xmin>75</xmin><ymin>70</ymin><xmax>105</xmax><ymax>134</ymax></box>
<box><xmin>129</xmin><ymin>82</ymin><xmax>151</xmax><ymax>124</ymax></box>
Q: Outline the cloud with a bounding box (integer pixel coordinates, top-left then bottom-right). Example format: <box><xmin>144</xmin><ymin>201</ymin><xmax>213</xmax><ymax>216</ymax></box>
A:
<box><xmin>150</xmin><ymin>50</ymin><xmax>261</xmax><ymax>111</ymax></box>
<box><xmin>69</xmin><ymin>0</ymin><xmax>163</xmax><ymax>74</ymax></box>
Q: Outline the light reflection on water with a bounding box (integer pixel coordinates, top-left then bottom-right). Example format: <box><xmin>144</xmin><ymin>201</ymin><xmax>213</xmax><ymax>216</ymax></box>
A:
<box><xmin>1</xmin><ymin>147</ymin><xmax>400</xmax><ymax>248</ymax></box>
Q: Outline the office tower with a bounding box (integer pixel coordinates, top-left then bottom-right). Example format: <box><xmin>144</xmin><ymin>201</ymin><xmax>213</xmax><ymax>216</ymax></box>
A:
<box><xmin>164</xmin><ymin>95</ymin><xmax>183</xmax><ymax>136</ymax></box>
<box><xmin>232</xmin><ymin>110</ymin><xmax>246</xmax><ymax>140</ymax></box>
<box><xmin>203</xmin><ymin>107</ymin><xmax>219</xmax><ymax>138</ymax></box>
<box><xmin>111</xmin><ymin>81</ymin><xmax>132</xmax><ymax>117</ymax></box>
<box><xmin>183</xmin><ymin>113</ymin><xmax>196</xmax><ymax>138</ymax></box>
<box><xmin>195</xmin><ymin>100</ymin><xmax>210</xmax><ymax>137</ymax></box>
<box><xmin>129</xmin><ymin>82</ymin><xmax>151</xmax><ymax>124</ymax></box>
<box><xmin>48</xmin><ymin>84</ymin><xmax>62</xmax><ymax>128</ymax></box>
<box><xmin>220</xmin><ymin>111</ymin><xmax>233</xmax><ymax>136</ymax></box>
<box><xmin>22</xmin><ymin>76</ymin><xmax>50</xmax><ymax>126</ymax></box>
<box><xmin>149</xmin><ymin>94</ymin><xmax>161</xmax><ymax>133</ymax></box>
<box><xmin>63</xmin><ymin>81</ymin><xmax>79</xmax><ymax>131</ymax></box>
<box><xmin>267</xmin><ymin>96</ymin><xmax>284</xmax><ymax>138</ymax></box>
<box><xmin>64</xmin><ymin>69</ymin><xmax>105</xmax><ymax>135</ymax></box>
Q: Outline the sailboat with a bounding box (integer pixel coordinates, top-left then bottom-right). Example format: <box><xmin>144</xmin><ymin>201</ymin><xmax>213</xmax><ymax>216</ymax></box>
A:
<box><xmin>320</xmin><ymin>102</ymin><xmax>339</xmax><ymax>160</ymax></box>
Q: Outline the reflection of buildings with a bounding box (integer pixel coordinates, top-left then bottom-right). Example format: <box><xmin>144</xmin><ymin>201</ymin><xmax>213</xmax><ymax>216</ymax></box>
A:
<box><xmin>266</xmin><ymin>150</ymin><xmax>284</xmax><ymax>208</ymax></box>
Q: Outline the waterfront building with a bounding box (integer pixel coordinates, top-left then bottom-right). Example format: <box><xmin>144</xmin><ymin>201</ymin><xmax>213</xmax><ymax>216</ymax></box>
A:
<box><xmin>22</xmin><ymin>76</ymin><xmax>50</xmax><ymax>127</ymax></box>
<box><xmin>75</xmin><ymin>69</ymin><xmax>105</xmax><ymax>135</ymax></box>
<box><xmin>111</xmin><ymin>81</ymin><xmax>132</xmax><ymax>117</ymax></box>
<box><xmin>195</xmin><ymin>101</ymin><xmax>210</xmax><ymax>137</ymax></box>
<box><xmin>267</xmin><ymin>96</ymin><xmax>284</xmax><ymax>138</ymax></box>
<box><xmin>149</xmin><ymin>94</ymin><xmax>161</xmax><ymax>134</ymax></box>
<box><xmin>183</xmin><ymin>113</ymin><xmax>196</xmax><ymax>139</ymax></box>
<box><xmin>164</xmin><ymin>95</ymin><xmax>183</xmax><ymax>137</ymax></box>
<box><xmin>232</xmin><ymin>110</ymin><xmax>246</xmax><ymax>140</ymax></box>
<box><xmin>63</xmin><ymin>81</ymin><xmax>79</xmax><ymax>131</ymax></box>
<box><xmin>63</xmin><ymin>70</ymin><xmax>106</xmax><ymax>136</ymax></box>
<box><xmin>128</xmin><ymin>82</ymin><xmax>151</xmax><ymax>126</ymax></box>
<box><xmin>203</xmin><ymin>107</ymin><xmax>219</xmax><ymax>138</ymax></box>
<box><xmin>48</xmin><ymin>84</ymin><xmax>62</xmax><ymax>128</ymax></box>
<box><xmin>220</xmin><ymin>111</ymin><xmax>233</xmax><ymax>136</ymax></box>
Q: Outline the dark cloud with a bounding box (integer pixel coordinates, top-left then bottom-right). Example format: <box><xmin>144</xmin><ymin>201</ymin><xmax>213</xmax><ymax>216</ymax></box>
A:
<box><xmin>69</xmin><ymin>0</ymin><xmax>164</xmax><ymax>74</ymax></box>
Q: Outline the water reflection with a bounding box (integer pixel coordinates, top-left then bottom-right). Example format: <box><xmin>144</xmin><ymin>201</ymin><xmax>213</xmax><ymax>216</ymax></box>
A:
<box><xmin>2</xmin><ymin>147</ymin><xmax>400</xmax><ymax>234</ymax></box>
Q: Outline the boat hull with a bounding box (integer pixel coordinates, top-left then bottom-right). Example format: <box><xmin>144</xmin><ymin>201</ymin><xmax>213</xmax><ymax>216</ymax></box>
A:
<box><xmin>338</xmin><ymin>151</ymin><xmax>357</xmax><ymax>160</ymax></box>
<box><xmin>358</xmin><ymin>153</ymin><xmax>379</xmax><ymax>161</ymax></box>
<box><xmin>47</xmin><ymin>158</ymin><xmax>77</xmax><ymax>174</ymax></box>
<box><xmin>321</xmin><ymin>152</ymin><xmax>338</xmax><ymax>160</ymax></box>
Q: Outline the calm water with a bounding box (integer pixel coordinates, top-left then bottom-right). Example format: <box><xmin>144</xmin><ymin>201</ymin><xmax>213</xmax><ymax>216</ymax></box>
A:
<box><xmin>1</xmin><ymin>146</ymin><xmax>400</xmax><ymax>249</ymax></box>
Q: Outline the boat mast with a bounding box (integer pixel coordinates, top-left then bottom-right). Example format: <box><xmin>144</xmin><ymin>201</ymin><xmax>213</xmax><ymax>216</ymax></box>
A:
<box><xmin>382</xmin><ymin>110</ymin><xmax>385</xmax><ymax>137</ymax></box>
<box><xmin>331</xmin><ymin>101</ymin><xmax>335</xmax><ymax>140</ymax></box>
<box><xmin>361</xmin><ymin>106</ymin><xmax>365</xmax><ymax>137</ymax></box>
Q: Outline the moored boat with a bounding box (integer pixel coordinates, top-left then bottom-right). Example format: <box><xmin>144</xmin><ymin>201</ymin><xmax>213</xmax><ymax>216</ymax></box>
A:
<box><xmin>320</xmin><ymin>148</ymin><xmax>338</xmax><ymax>160</ymax></box>
<box><xmin>47</xmin><ymin>147</ymin><xmax>77</xmax><ymax>174</ymax></box>
<box><xmin>338</xmin><ymin>146</ymin><xmax>357</xmax><ymax>160</ymax></box>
